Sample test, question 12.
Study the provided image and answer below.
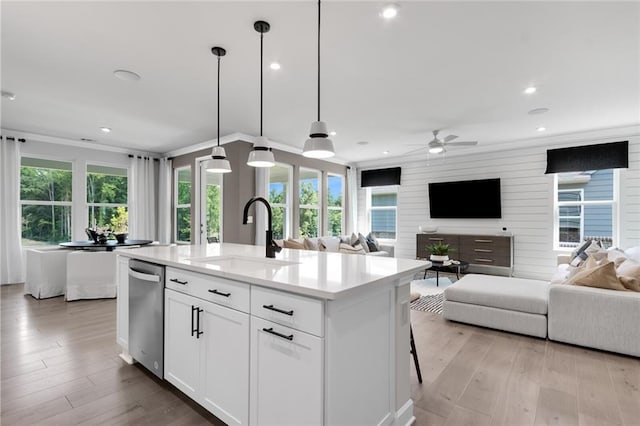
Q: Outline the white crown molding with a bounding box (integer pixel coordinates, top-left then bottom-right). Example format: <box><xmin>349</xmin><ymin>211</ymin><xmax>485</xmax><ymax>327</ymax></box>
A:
<box><xmin>355</xmin><ymin>124</ymin><xmax>640</xmax><ymax>169</ymax></box>
<box><xmin>0</xmin><ymin>128</ymin><xmax>160</xmax><ymax>157</ymax></box>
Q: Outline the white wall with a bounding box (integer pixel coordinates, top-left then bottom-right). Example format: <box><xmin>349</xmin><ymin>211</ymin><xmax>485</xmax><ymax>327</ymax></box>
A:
<box><xmin>356</xmin><ymin>127</ymin><xmax>640</xmax><ymax>281</ymax></box>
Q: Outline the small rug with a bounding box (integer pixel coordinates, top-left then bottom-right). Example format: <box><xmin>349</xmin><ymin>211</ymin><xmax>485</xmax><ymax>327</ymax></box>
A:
<box><xmin>410</xmin><ymin>277</ymin><xmax>454</xmax><ymax>296</ymax></box>
<box><xmin>410</xmin><ymin>293</ymin><xmax>444</xmax><ymax>315</ymax></box>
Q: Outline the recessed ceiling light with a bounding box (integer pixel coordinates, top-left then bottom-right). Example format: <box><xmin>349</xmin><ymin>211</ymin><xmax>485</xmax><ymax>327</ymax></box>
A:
<box><xmin>1</xmin><ymin>90</ymin><xmax>16</xmax><ymax>101</ymax></box>
<box><xmin>329</xmin><ymin>131</ymin><xmax>337</xmax><ymax>136</ymax></box>
<box><xmin>100</xmin><ymin>127</ymin><xmax>112</xmax><ymax>133</ymax></box>
<box><xmin>528</xmin><ymin>107</ymin><xmax>549</xmax><ymax>115</ymax></box>
<box><xmin>381</xmin><ymin>4</ymin><xmax>398</xmax><ymax>19</ymax></box>
<box><xmin>537</xmin><ymin>126</ymin><xmax>546</xmax><ymax>132</ymax></box>
<box><xmin>113</xmin><ymin>69</ymin><xmax>141</xmax><ymax>81</ymax></box>
<box><xmin>524</xmin><ymin>86</ymin><xmax>537</xmax><ymax>95</ymax></box>
<box><xmin>269</xmin><ymin>62</ymin><xmax>281</xmax><ymax>70</ymax></box>
<box><xmin>383</xmin><ymin>150</ymin><xmax>389</xmax><ymax>155</ymax></box>
<box><xmin>357</xmin><ymin>141</ymin><xmax>369</xmax><ymax>145</ymax></box>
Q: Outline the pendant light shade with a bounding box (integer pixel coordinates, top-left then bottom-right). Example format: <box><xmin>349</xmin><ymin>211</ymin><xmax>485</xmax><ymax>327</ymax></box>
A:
<box><xmin>207</xmin><ymin>46</ymin><xmax>232</xmax><ymax>173</ymax></box>
<box><xmin>303</xmin><ymin>0</ymin><xmax>335</xmax><ymax>159</ymax></box>
<box><xmin>248</xmin><ymin>20</ymin><xmax>275</xmax><ymax>168</ymax></box>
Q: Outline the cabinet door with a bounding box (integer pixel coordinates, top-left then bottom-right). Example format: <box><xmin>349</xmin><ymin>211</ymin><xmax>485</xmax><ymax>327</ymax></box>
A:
<box><xmin>200</xmin><ymin>301</ymin><xmax>250</xmax><ymax>426</ymax></box>
<box><xmin>164</xmin><ymin>289</ymin><xmax>200</xmax><ymax>399</ymax></box>
<box><xmin>116</xmin><ymin>256</ymin><xmax>129</xmax><ymax>348</ymax></box>
<box><xmin>250</xmin><ymin>316</ymin><xmax>323</xmax><ymax>426</ymax></box>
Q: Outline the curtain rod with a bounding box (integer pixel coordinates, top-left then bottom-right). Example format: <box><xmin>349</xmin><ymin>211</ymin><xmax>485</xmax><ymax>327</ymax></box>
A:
<box><xmin>1</xmin><ymin>136</ymin><xmax>26</xmax><ymax>143</ymax></box>
<box><xmin>128</xmin><ymin>154</ymin><xmax>160</xmax><ymax>162</ymax></box>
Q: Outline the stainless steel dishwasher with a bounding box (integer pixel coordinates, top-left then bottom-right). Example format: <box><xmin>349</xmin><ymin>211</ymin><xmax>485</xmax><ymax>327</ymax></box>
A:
<box><xmin>128</xmin><ymin>259</ymin><xmax>165</xmax><ymax>379</ymax></box>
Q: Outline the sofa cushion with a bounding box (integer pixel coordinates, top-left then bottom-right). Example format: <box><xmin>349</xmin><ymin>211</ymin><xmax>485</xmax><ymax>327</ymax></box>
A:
<box><xmin>339</xmin><ymin>242</ymin><xmax>365</xmax><ymax>254</ymax></box>
<box><xmin>283</xmin><ymin>238</ymin><xmax>305</xmax><ymax>249</ymax></box>
<box><xmin>566</xmin><ymin>261</ymin><xmax>627</xmax><ymax>291</ymax></box>
<box><xmin>303</xmin><ymin>237</ymin><xmax>319</xmax><ymax>250</ymax></box>
<box><xmin>444</xmin><ymin>274</ymin><xmax>550</xmax><ymax>315</ymax></box>
<box><xmin>367</xmin><ymin>250</ymin><xmax>390</xmax><ymax>257</ymax></box>
<box><xmin>357</xmin><ymin>233</ymin><xmax>370</xmax><ymax>253</ymax></box>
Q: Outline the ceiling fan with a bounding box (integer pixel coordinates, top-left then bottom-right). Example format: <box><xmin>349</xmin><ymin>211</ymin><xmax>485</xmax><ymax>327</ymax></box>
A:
<box><xmin>426</xmin><ymin>130</ymin><xmax>478</xmax><ymax>154</ymax></box>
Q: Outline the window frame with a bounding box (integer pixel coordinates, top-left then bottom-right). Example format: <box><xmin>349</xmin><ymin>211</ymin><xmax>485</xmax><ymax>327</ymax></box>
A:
<box><xmin>19</xmin><ymin>155</ymin><xmax>74</xmax><ymax>246</ymax></box>
<box><xmin>85</xmin><ymin>162</ymin><xmax>129</xmax><ymax>229</ymax></box>
<box><xmin>269</xmin><ymin>163</ymin><xmax>293</xmax><ymax>240</ymax></box>
<box><xmin>199</xmin><ymin>160</ymin><xmax>224</xmax><ymax>244</ymax></box>
<box><xmin>298</xmin><ymin>167</ymin><xmax>322</xmax><ymax>238</ymax></box>
<box><xmin>326</xmin><ymin>173</ymin><xmax>345</xmax><ymax>237</ymax></box>
<box><xmin>553</xmin><ymin>169</ymin><xmax>618</xmax><ymax>250</ymax></box>
<box><xmin>174</xmin><ymin>166</ymin><xmax>192</xmax><ymax>244</ymax></box>
<box><xmin>367</xmin><ymin>186</ymin><xmax>398</xmax><ymax>242</ymax></box>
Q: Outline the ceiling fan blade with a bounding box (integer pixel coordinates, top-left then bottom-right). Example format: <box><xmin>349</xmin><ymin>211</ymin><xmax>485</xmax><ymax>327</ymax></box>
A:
<box><xmin>443</xmin><ymin>134</ymin><xmax>458</xmax><ymax>142</ymax></box>
<box><xmin>445</xmin><ymin>141</ymin><xmax>478</xmax><ymax>146</ymax></box>
<box><xmin>405</xmin><ymin>143</ymin><xmax>426</xmax><ymax>147</ymax></box>
<box><xmin>405</xmin><ymin>146</ymin><xmax>428</xmax><ymax>155</ymax></box>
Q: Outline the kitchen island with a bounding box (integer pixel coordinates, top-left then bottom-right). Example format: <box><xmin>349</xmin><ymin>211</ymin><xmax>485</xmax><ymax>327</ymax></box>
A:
<box><xmin>116</xmin><ymin>243</ymin><xmax>430</xmax><ymax>426</ymax></box>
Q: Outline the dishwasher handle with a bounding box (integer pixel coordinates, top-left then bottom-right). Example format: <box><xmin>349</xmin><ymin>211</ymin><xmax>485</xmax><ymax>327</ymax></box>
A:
<box><xmin>129</xmin><ymin>268</ymin><xmax>161</xmax><ymax>283</ymax></box>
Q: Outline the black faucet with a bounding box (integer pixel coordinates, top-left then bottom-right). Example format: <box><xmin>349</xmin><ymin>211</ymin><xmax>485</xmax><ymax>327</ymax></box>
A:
<box><xmin>242</xmin><ymin>196</ymin><xmax>283</xmax><ymax>259</ymax></box>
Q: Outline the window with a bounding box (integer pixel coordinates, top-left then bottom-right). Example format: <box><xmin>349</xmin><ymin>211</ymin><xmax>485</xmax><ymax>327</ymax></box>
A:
<box><xmin>555</xmin><ymin>169</ymin><xmax>616</xmax><ymax>248</ymax></box>
<box><xmin>175</xmin><ymin>167</ymin><xmax>192</xmax><ymax>243</ymax></box>
<box><xmin>203</xmin><ymin>168</ymin><xmax>222</xmax><ymax>242</ymax></box>
<box><xmin>269</xmin><ymin>164</ymin><xmax>292</xmax><ymax>240</ymax></box>
<box><xmin>299</xmin><ymin>168</ymin><xmax>321</xmax><ymax>237</ymax></box>
<box><xmin>327</xmin><ymin>174</ymin><xmax>344</xmax><ymax>236</ymax></box>
<box><xmin>87</xmin><ymin>164</ymin><xmax>128</xmax><ymax>231</ymax></box>
<box><xmin>20</xmin><ymin>157</ymin><xmax>73</xmax><ymax>245</ymax></box>
<box><xmin>368</xmin><ymin>187</ymin><xmax>398</xmax><ymax>239</ymax></box>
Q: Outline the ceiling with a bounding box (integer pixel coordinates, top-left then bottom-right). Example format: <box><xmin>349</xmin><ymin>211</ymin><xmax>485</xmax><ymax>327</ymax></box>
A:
<box><xmin>2</xmin><ymin>1</ymin><xmax>639</xmax><ymax>163</ymax></box>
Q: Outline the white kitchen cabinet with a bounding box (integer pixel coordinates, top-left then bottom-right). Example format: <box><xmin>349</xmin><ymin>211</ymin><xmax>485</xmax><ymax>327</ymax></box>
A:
<box><xmin>165</xmin><ymin>286</ymin><xmax>250</xmax><ymax>425</ymax></box>
<box><xmin>115</xmin><ymin>255</ymin><xmax>132</xmax><ymax>363</ymax></box>
<box><xmin>164</xmin><ymin>288</ymin><xmax>201</xmax><ymax>400</ymax></box>
<box><xmin>249</xmin><ymin>316</ymin><xmax>323</xmax><ymax>426</ymax></box>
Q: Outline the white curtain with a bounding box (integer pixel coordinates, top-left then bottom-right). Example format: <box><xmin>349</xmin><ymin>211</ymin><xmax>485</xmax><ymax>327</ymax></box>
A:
<box><xmin>156</xmin><ymin>158</ymin><xmax>172</xmax><ymax>244</ymax></box>
<box><xmin>346</xmin><ymin>166</ymin><xmax>358</xmax><ymax>235</ymax></box>
<box><xmin>254</xmin><ymin>168</ymin><xmax>269</xmax><ymax>246</ymax></box>
<box><xmin>1</xmin><ymin>137</ymin><xmax>25</xmax><ymax>284</ymax></box>
<box><xmin>129</xmin><ymin>156</ymin><xmax>157</xmax><ymax>240</ymax></box>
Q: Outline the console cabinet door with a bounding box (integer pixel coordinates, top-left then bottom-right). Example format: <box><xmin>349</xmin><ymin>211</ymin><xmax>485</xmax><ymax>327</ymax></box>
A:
<box><xmin>116</xmin><ymin>256</ymin><xmax>129</xmax><ymax>348</ymax></box>
<box><xmin>164</xmin><ymin>289</ymin><xmax>200</xmax><ymax>399</ymax></box>
<box><xmin>250</xmin><ymin>316</ymin><xmax>323</xmax><ymax>426</ymax></box>
<box><xmin>200</xmin><ymin>300</ymin><xmax>250</xmax><ymax>426</ymax></box>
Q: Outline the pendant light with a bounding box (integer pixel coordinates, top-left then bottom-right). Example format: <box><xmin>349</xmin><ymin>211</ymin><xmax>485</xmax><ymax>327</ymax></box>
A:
<box><xmin>207</xmin><ymin>46</ymin><xmax>232</xmax><ymax>173</ymax></box>
<box><xmin>302</xmin><ymin>0</ymin><xmax>335</xmax><ymax>159</ymax></box>
<box><xmin>247</xmin><ymin>21</ymin><xmax>276</xmax><ymax>168</ymax></box>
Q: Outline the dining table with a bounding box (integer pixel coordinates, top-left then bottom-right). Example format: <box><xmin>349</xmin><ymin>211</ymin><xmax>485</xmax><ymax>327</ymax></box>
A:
<box><xmin>59</xmin><ymin>239</ymin><xmax>153</xmax><ymax>252</ymax></box>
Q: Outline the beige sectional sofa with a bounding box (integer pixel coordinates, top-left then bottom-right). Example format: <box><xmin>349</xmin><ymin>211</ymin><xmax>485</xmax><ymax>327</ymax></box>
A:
<box><xmin>275</xmin><ymin>235</ymin><xmax>394</xmax><ymax>257</ymax></box>
<box><xmin>443</xmin><ymin>245</ymin><xmax>640</xmax><ymax>357</ymax></box>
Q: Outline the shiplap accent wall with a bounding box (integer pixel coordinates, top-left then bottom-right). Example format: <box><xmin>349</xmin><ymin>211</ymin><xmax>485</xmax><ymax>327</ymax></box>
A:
<box><xmin>356</xmin><ymin>130</ymin><xmax>639</xmax><ymax>281</ymax></box>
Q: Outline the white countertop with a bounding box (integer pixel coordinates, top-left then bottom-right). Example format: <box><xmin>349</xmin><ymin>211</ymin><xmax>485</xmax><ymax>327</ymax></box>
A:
<box><xmin>118</xmin><ymin>243</ymin><xmax>431</xmax><ymax>300</ymax></box>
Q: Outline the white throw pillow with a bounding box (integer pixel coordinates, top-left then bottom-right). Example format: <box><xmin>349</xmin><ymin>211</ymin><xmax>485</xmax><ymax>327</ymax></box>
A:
<box><xmin>624</xmin><ymin>246</ymin><xmax>640</xmax><ymax>263</ymax></box>
<box><xmin>319</xmin><ymin>236</ymin><xmax>341</xmax><ymax>252</ymax></box>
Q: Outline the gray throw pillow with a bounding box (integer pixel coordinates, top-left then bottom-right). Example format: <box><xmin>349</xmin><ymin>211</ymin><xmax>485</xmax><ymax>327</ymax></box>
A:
<box><xmin>366</xmin><ymin>233</ymin><xmax>380</xmax><ymax>252</ymax></box>
<box><xmin>357</xmin><ymin>233</ymin><xmax>370</xmax><ymax>253</ymax></box>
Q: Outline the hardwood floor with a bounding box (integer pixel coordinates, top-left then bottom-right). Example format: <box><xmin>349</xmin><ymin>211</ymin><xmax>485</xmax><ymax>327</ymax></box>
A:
<box><xmin>2</xmin><ymin>282</ymin><xmax>639</xmax><ymax>425</ymax></box>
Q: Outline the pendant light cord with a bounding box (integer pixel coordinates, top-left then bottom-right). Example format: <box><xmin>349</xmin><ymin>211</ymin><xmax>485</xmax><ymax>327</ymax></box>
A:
<box><xmin>217</xmin><ymin>55</ymin><xmax>221</xmax><ymax>147</ymax></box>
<box><xmin>317</xmin><ymin>0</ymin><xmax>321</xmax><ymax>122</ymax></box>
<box><xmin>260</xmin><ymin>31</ymin><xmax>264</xmax><ymax>136</ymax></box>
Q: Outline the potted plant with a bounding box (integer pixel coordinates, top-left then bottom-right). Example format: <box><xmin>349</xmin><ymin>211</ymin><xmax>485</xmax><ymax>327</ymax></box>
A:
<box><xmin>427</xmin><ymin>242</ymin><xmax>450</xmax><ymax>262</ymax></box>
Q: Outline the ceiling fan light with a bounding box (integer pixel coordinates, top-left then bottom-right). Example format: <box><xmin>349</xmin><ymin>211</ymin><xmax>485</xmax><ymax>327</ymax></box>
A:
<box><xmin>303</xmin><ymin>136</ymin><xmax>335</xmax><ymax>158</ymax></box>
<box><xmin>429</xmin><ymin>146</ymin><xmax>444</xmax><ymax>154</ymax></box>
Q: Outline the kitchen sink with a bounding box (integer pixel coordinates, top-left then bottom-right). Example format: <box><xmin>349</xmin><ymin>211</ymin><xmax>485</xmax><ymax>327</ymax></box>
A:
<box><xmin>186</xmin><ymin>255</ymin><xmax>300</xmax><ymax>269</ymax></box>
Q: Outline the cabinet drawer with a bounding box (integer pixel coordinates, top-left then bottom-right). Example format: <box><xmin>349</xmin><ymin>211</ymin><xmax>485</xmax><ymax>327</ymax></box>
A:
<box><xmin>459</xmin><ymin>235</ymin><xmax>511</xmax><ymax>250</ymax></box>
<box><xmin>463</xmin><ymin>253</ymin><xmax>511</xmax><ymax>267</ymax></box>
<box><xmin>166</xmin><ymin>267</ymin><xmax>250</xmax><ymax>314</ymax></box>
<box><xmin>417</xmin><ymin>234</ymin><xmax>460</xmax><ymax>258</ymax></box>
<box><xmin>251</xmin><ymin>286</ymin><xmax>324</xmax><ymax>337</ymax></box>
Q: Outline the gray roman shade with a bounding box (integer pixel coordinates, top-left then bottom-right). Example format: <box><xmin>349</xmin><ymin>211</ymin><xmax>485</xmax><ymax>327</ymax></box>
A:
<box><xmin>545</xmin><ymin>141</ymin><xmax>628</xmax><ymax>174</ymax></box>
<box><xmin>361</xmin><ymin>167</ymin><xmax>401</xmax><ymax>187</ymax></box>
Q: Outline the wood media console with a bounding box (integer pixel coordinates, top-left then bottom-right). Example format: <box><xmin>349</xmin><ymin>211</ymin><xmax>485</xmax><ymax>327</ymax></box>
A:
<box><xmin>416</xmin><ymin>232</ymin><xmax>513</xmax><ymax>276</ymax></box>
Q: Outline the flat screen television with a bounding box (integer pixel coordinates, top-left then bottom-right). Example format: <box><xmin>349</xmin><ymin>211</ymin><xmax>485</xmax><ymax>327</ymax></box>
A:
<box><xmin>428</xmin><ymin>178</ymin><xmax>501</xmax><ymax>219</ymax></box>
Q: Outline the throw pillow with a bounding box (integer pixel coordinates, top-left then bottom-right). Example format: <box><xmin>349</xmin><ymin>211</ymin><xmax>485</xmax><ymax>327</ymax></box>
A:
<box><xmin>350</xmin><ymin>233</ymin><xmax>360</xmax><ymax>246</ymax></box>
<box><xmin>566</xmin><ymin>261</ymin><xmax>627</xmax><ymax>291</ymax></box>
<box><xmin>366</xmin><ymin>233</ymin><xmax>381</xmax><ymax>252</ymax></box>
<box><xmin>319</xmin><ymin>237</ymin><xmax>341</xmax><ymax>252</ymax></box>
<box><xmin>619</xmin><ymin>276</ymin><xmax>640</xmax><ymax>292</ymax></box>
<box><xmin>624</xmin><ymin>246</ymin><xmax>640</xmax><ymax>263</ymax></box>
<box><xmin>617</xmin><ymin>259</ymin><xmax>640</xmax><ymax>280</ymax></box>
<box><xmin>339</xmin><ymin>242</ymin><xmax>365</xmax><ymax>254</ymax></box>
<box><xmin>357</xmin><ymin>233</ymin><xmax>370</xmax><ymax>253</ymax></box>
<box><xmin>283</xmin><ymin>239</ymin><xmax>305</xmax><ymax>249</ymax></box>
<box><xmin>570</xmin><ymin>240</ymin><xmax>600</xmax><ymax>266</ymax></box>
<box><xmin>303</xmin><ymin>238</ymin><xmax>319</xmax><ymax>251</ymax></box>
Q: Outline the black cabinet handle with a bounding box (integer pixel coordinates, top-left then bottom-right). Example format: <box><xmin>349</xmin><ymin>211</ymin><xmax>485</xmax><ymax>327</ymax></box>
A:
<box><xmin>262</xmin><ymin>327</ymin><xmax>294</xmax><ymax>341</ymax></box>
<box><xmin>191</xmin><ymin>305</ymin><xmax>197</xmax><ymax>336</ymax></box>
<box><xmin>196</xmin><ymin>308</ymin><xmax>204</xmax><ymax>338</ymax></box>
<box><xmin>262</xmin><ymin>304</ymin><xmax>294</xmax><ymax>316</ymax></box>
<box><xmin>170</xmin><ymin>278</ymin><xmax>188</xmax><ymax>285</ymax></box>
<box><xmin>208</xmin><ymin>289</ymin><xmax>231</xmax><ymax>297</ymax></box>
